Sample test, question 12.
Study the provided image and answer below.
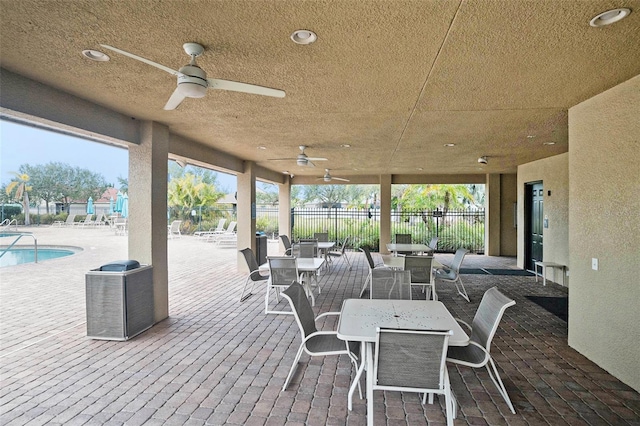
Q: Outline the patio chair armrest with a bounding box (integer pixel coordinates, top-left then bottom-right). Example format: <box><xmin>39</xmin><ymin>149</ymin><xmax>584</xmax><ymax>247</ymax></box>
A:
<box><xmin>316</xmin><ymin>311</ymin><xmax>340</xmax><ymax>320</ymax></box>
<box><xmin>447</xmin><ymin>340</ymin><xmax>491</xmax><ymax>365</ymax></box>
<box><xmin>302</xmin><ymin>330</ymin><xmax>339</xmax><ymax>343</ymax></box>
<box><xmin>454</xmin><ymin>318</ymin><xmax>472</xmax><ymax>331</ymax></box>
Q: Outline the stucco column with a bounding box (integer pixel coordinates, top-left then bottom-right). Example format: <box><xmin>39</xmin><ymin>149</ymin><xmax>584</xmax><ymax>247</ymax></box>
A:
<box><xmin>486</xmin><ymin>173</ymin><xmax>501</xmax><ymax>256</ymax></box>
<box><xmin>379</xmin><ymin>174</ymin><xmax>392</xmax><ymax>253</ymax></box>
<box><xmin>128</xmin><ymin>121</ymin><xmax>169</xmax><ymax>322</ymax></box>
<box><xmin>278</xmin><ymin>177</ymin><xmax>291</xmax><ymax>253</ymax></box>
<box><xmin>237</xmin><ymin>161</ymin><xmax>256</xmax><ymax>272</ymax></box>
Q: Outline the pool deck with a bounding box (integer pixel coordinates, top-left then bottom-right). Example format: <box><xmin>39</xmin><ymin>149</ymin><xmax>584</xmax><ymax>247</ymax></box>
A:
<box><xmin>1</xmin><ymin>225</ymin><xmax>639</xmax><ymax>425</ymax></box>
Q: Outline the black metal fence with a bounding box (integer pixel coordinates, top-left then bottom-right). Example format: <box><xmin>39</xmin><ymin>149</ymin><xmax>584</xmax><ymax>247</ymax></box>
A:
<box><xmin>291</xmin><ymin>207</ymin><xmax>485</xmax><ymax>253</ymax></box>
<box><xmin>168</xmin><ymin>205</ymin><xmax>485</xmax><ymax>253</ymax></box>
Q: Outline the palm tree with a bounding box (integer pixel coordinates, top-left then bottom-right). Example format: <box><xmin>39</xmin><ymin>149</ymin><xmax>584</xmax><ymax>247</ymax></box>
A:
<box><xmin>6</xmin><ymin>172</ymin><xmax>32</xmax><ymax>225</ymax></box>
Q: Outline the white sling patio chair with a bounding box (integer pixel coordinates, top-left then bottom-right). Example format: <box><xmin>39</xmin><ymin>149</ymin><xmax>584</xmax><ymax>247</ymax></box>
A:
<box><xmin>281</xmin><ymin>281</ymin><xmax>361</xmax><ymax>396</ymax></box>
<box><xmin>370</xmin><ymin>269</ymin><xmax>412</xmax><ymax>300</ymax></box>
<box><xmin>404</xmin><ymin>255</ymin><xmax>436</xmax><ymax>300</ymax></box>
<box><xmin>372</xmin><ymin>328</ymin><xmax>456</xmax><ymax>426</ymax></box>
<box><xmin>239</xmin><ymin>248</ymin><xmax>269</xmax><ymax>302</ymax></box>
<box><xmin>446</xmin><ymin>286</ymin><xmax>517</xmax><ymax>414</ymax></box>
<box><xmin>358</xmin><ymin>246</ymin><xmax>389</xmax><ymax>298</ymax></box>
<box><xmin>328</xmin><ymin>236</ymin><xmax>352</xmax><ymax>270</ymax></box>
<box><xmin>434</xmin><ymin>248</ymin><xmax>470</xmax><ymax>302</ymax></box>
<box><xmin>265</xmin><ymin>256</ymin><xmax>301</xmax><ymax>315</ymax></box>
<box><xmin>167</xmin><ymin>220</ymin><xmax>182</xmax><ymax>239</ymax></box>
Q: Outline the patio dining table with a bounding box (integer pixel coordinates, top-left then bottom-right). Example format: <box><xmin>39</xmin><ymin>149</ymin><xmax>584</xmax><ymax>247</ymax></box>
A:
<box><xmin>386</xmin><ymin>243</ymin><xmax>433</xmax><ymax>255</ymax></box>
<box><xmin>259</xmin><ymin>257</ymin><xmax>326</xmax><ymax>305</ymax></box>
<box><xmin>337</xmin><ymin>298</ymin><xmax>469</xmax><ymax>425</ymax></box>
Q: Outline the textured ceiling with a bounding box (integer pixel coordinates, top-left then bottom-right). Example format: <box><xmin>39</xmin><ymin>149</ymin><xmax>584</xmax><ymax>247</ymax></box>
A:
<box><xmin>1</xmin><ymin>0</ymin><xmax>639</xmax><ymax>178</ymax></box>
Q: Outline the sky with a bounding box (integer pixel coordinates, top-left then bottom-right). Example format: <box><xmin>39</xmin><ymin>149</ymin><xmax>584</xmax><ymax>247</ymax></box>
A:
<box><xmin>0</xmin><ymin>120</ymin><xmax>237</xmax><ymax>192</ymax></box>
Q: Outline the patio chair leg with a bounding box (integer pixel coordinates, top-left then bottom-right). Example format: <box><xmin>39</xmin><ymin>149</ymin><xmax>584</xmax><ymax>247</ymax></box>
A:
<box><xmin>454</xmin><ymin>277</ymin><xmax>470</xmax><ymax>302</ymax></box>
<box><xmin>486</xmin><ymin>358</ymin><xmax>516</xmax><ymax>414</ymax></box>
<box><xmin>282</xmin><ymin>344</ymin><xmax>305</xmax><ymax>391</ymax></box>
<box><xmin>359</xmin><ymin>272</ymin><xmax>371</xmax><ymax>298</ymax></box>
<box><xmin>239</xmin><ymin>277</ymin><xmax>255</xmax><ymax>302</ymax></box>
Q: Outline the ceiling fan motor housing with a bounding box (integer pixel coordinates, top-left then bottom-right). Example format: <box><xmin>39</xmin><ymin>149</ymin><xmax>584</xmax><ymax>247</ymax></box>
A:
<box><xmin>296</xmin><ymin>158</ymin><xmax>308</xmax><ymax>166</ymax></box>
<box><xmin>177</xmin><ymin>65</ymin><xmax>207</xmax><ymax>98</ymax></box>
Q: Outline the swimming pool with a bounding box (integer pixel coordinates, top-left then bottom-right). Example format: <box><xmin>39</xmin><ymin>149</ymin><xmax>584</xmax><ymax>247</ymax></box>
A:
<box><xmin>0</xmin><ymin>246</ymin><xmax>81</xmax><ymax>267</ymax></box>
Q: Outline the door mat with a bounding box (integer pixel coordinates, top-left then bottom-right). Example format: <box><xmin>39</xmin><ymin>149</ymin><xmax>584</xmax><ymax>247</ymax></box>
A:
<box><xmin>459</xmin><ymin>268</ymin><xmax>534</xmax><ymax>276</ymax></box>
<box><xmin>525</xmin><ymin>296</ymin><xmax>568</xmax><ymax>322</ymax></box>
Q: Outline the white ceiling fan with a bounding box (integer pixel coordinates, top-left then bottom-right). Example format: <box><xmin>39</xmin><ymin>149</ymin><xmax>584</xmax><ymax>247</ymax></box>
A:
<box><xmin>100</xmin><ymin>42</ymin><xmax>285</xmax><ymax>110</ymax></box>
<box><xmin>317</xmin><ymin>169</ymin><xmax>349</xmax><ymax>182</ymax></box>
<box><xmin>269</xmin><ymin>145</ymin><xmax>328</xmax><ymax>167</ymax></box>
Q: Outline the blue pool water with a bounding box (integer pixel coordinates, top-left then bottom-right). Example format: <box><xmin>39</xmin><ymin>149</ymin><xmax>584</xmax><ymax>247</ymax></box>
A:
<box><xmin>0</xmin><ymin>247</ymin><xmax>78</xmax><ymax>267</ymax></box>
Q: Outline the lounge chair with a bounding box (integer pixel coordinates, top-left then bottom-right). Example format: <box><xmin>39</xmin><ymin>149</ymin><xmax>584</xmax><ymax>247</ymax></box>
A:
<box><xmin>73</xmin><ymin>214</ymin><xmax>93</xmax><ymax>228</ymax></box>
<box><xmin>195</xmin><ymin>218</ymin><xmax>226</xmax><ymax>238</ymax></box>
<box><xmin>206</xmin><ymin>221</ymin><xmax>236</xmax><ymax>244</ymax></box>
<box><xmin>52</xmin><ymin>214</ymin><xmax>76</xmax><ymax>227</ymax></box>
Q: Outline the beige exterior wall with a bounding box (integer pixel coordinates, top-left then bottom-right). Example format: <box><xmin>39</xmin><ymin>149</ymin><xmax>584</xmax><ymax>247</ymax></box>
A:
<box><xmin>517</xmin><ymin>153</ymin><xmax>570</xmax><ymax>276</ymax></box>
<box><xmin>568</xmin><ymin>75</ymin><xmax>640</xmax><ymax>392</ymax></box>
<box><xmin>500</xmin><ymin>174</ymin><xmax>517</xmax><ymax>256</ymax></box>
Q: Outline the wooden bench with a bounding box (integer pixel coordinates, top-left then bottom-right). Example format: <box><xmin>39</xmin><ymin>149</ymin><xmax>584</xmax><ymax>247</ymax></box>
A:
<box><xmin>534</xmin><ymin>261</ymin><xmax>566</xmax><ymax>286</ymax></box>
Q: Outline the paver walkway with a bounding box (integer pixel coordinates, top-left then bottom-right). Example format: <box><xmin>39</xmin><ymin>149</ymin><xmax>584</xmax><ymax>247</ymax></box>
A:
<box><xmin>1</xmin><ymin>226</ymin><xmax>638</xmax><ymax>425</ymax></box>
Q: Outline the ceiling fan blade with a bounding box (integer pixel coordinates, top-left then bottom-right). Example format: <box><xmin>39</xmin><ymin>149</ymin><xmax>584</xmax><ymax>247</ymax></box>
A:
<box><xmin>163</xmin><ymin>87</ymin><xmax>186</xmax><ymax>110</ymax></box>
<box><xmin>306</xmin><ymin>160</ymin><xmax>316</xmax><ymax>167</ymax></box>
<box><xmin>333</xmin><ymin>177</ymin><xmax>350</xmax><ymax>182</ymax></box>
<box><xmin>207</xmin><ymin>78</ymin><xmax>285</xmax><ymax>98</ymax></box>
<box><xmin>267</xmin><ymin>157</ymin><xmax>297</xmax><ymax>161</ymax></box>
<box><xmin>100</xmin><ymin>45</ymin><xmax>181</xmax><ymax>76</ymax></box>
<box><xmin>306</xmin><ymin>157</ymin><xmax>328</xmax><ymax>161</ymax></box>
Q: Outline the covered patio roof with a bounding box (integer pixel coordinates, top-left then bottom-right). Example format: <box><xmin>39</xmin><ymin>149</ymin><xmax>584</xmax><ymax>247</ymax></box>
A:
<box><xmin>1</xmin><ymin>1</ymin><xmax>639</xmax><ymax>180</ymax></box>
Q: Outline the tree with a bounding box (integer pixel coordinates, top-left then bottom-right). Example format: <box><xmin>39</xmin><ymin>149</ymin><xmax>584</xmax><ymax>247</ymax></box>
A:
<box><xmin>22</xmin><ymin>162</ymin><xmax>65</xmax><ymax>214</ymax></box>
<box><xmin>167</xmin><ymin>173</ymin><xmax>225</xmax><ymax>220</ymax></box>
<box><xmin>6</xmin><ymin>172</ymin><xmax>31</xmax><ymax>225</ymax></box>
<box><xmin>301</xmin><ymin>185</ymin><xmax>352</xmax><ymax>208</ymax></box>
<box><xmin>257</xmin><ymin>183</ymin><xmax>279</xmax><ymax>206</ymax></box>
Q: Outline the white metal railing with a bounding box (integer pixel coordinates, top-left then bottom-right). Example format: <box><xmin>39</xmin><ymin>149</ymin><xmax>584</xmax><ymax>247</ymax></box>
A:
<box><xmin>0</xmin><ymin>232</ymin><xmax>38</xmax><ymax>263</ymax></box>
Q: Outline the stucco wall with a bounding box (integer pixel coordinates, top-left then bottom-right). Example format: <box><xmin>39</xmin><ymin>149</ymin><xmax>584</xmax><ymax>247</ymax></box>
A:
<box><xmin>517</xmin><ymin>153</ymin><xmax>570</xmax><ymax>279</ymax></box>
<box><xmin>500</xmin><ymin>174</ymin><xmax>517</xmax><ymax>256</ymax></box>
<box><xmin>568</xmin><ymin>75</ymin><xmax>640</xmax><ymax>392</ymax></box>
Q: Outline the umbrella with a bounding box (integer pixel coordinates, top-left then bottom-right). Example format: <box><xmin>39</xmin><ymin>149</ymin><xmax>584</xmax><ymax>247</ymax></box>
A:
<box><xmin>115</xmin><ymin>191</ymin><xmax>124</xmax><ymax>213</ymax></box>
<box><xmin>121</xmin><ymin>193</ymin><xmax>129</xmax><ymax>218</ymax></box>
<box><xmin>86</xmin><ymin>197</ymin><xmax>95</xmax><ymax>215</ymax></box>
<box><xmin>109</xmin><ymin>197</ymin><xmax>114</xmax><ymax>215</ymax></box>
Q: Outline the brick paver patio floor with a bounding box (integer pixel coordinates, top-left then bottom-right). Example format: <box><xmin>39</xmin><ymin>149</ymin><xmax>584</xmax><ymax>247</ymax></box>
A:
<box><xmin>1</xmin><ymin>226</ymin><xmax>638</xmax><ymax>425</ymax></box>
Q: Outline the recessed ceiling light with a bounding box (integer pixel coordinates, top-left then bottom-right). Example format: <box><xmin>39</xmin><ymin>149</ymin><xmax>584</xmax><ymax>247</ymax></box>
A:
<box><xmin>291</xmin><ymin>29</ymin><xmax>317</xmax><ymax>45</ymax></box>
<box><xmin>341</xmin><ymin>144</ymin><xmax>351</xmax><ymax>148</ymax></box>
<box><xmin>82</xmin><ymin>49</ymin><xmax>110</xmax><ymax>62</ymax></box>
<box><xmin>416</xmin><ymin>167</ymin><xmax>424</xmax><ymax>171</ymax></box>
<box><xmin>527</xmin><ymin>135</ymin><xmax>536</xmax><ymax>139</ymax></box>
<box><xmin>590</xmin><ymin>8</ymin><xmax>631</xmax><ymax>27</ymax></box>
<box><xmin>444</xmin><ymin>143</ymin><xmax>455</xmax><ymax>147</ymax></box>
<box><xmin>543</xmin><ymin>142</ymin><xmax>556</xmax><ymax>145</ymax></box>
<box><xmin>257</xmin><ymin>146</ymin><xmax>267</xmax><ymax>150</ymax></box>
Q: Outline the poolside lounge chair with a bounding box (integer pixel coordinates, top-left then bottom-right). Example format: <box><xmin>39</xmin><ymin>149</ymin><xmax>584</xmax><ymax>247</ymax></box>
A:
<box><xmin>195</xmin><ymin>218</ymin><xmax>226</xmax><ymax>238</ymax></box>
<box><xmin>52</xmin><ymin>214</ymin><xmax>76</xmax><ymax>227</ymax></box>
<box><xmin>207</xmin><ymin>221</ymin><xmax>236</xmax><ymax>244</ymax></box>
<box><xmin>90</xmin><ymin>213</ymin><xmax>105</xmax><ymax>227</ymax></box>
<box><xmin>73</xmin><ymin>214</ymin><xmax>93</xmax><ymax>228</ymax></box>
